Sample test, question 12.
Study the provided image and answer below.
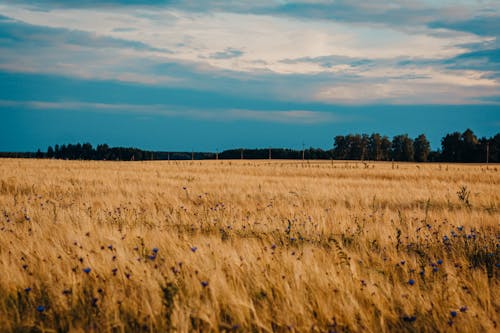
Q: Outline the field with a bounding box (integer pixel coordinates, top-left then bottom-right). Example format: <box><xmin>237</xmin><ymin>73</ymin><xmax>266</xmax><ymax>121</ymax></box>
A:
<box><xmin>0</xmin><ymin>158</ymin><xmax>498</xmax><ymax>332</ymax></box>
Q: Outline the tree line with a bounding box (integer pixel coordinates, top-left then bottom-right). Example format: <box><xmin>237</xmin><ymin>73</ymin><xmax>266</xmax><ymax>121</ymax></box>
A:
<box><xmin>0</xmin><ymin>129</ymin><xmax>498</xmax><ymax>162</ymax></box>
<box><xmin>331</xmin><ymin>129</ymin><xmax>498</xmax><ymax>162</ymax></box>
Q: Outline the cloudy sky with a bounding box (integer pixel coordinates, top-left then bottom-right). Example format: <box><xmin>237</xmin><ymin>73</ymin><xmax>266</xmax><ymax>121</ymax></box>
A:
<box><xmin>0</xmin><ymin>0</ymin><xmax>499</xmax><ymax>151</ymax></box>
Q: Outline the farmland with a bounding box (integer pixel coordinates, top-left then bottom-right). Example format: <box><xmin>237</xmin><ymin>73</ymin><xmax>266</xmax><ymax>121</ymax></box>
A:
<box><xmin>0</xmin><ymin>159</ymin><xmax>498</xmax><ymax>332</ymax></box>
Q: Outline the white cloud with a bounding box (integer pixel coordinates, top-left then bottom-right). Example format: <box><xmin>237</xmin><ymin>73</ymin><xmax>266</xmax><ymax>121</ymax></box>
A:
<box><xmin>0</xmin><ymin>1</ymin><xmax>498</xmax><ymax>104</ymax></box>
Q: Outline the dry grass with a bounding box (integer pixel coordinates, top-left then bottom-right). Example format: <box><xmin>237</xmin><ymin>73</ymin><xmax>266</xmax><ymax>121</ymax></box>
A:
<box><xmin>0</xmin><ymin>158</ymin><xmax>498</xmax><ymax>332</ymax></box>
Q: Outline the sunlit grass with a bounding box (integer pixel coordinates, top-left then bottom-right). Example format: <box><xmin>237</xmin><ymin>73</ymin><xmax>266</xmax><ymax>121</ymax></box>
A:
<box><xmin>0</xmin><ymin>159</ymin><xmax>498</xmax><ymax>332</ymax></box>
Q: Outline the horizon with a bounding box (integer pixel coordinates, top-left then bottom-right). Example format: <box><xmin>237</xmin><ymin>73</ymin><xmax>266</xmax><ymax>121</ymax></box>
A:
<box><xmin>0</xmin><ymin>1</ymin><xmax>499</xmax><ymax>151</ymax></box>
<box><xmin>0</xmin><ymin>127</ymin><xmax>496</xmax><ymax>154</ymax></box>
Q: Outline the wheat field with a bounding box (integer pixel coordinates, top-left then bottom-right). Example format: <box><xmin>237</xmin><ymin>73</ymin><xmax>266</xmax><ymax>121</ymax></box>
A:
<box><xmin>0</xmin><ymin>158</ymin><xmax>498</xmax><ymax>332</ymax></box>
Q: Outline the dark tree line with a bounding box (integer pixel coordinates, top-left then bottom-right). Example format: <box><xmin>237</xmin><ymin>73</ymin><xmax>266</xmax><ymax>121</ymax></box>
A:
<box><xmin>45</xmin><ymin>143</ymin><xmax>156</xmax><ymax>161</ymax></box>
<box><xmin>441</xmin><ymin>129</ymin><xmax>499</xmax><ymax>163</ymax></box>
<box><xmin>333</xmin><ymin>133</ymin><xmax>428</xmax><ymax>162</ymax></box>
<box><xmin>0</xmin><ymin>129</ymin><xmax>498</xmax><ymax>162</ymax></box>
<box><xmin>332</xmin><ymin>129</ymin><xmax>499</xmax><ymax>162</ymax></box>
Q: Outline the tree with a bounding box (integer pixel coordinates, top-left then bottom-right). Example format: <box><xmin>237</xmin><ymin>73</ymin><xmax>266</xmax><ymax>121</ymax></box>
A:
<box><xmin>96</xmin><ymin>144</ymin><xmax>109</xmax><ymax>160</ymax></box>
<box><xmin>346</xmin><ymin>134</ymin><xmax>364</xmax><ymax>160</ymax></box>
<box><xmin>82</xmin><ymin>143</ymin><xmax>93</xmax><ymax>160</ymax></box>
<box><xmin>360</xmin><ymin>134</ymin><xmax>370</xmax><ymax>160</ymax></box>
<box><xmin>380</xmin><ymin>136</ymin><xmax>392</xmax><ymax>161</ymax></box>
<box><xmin>47</xmin><ymin>146</ymin><xmax>54</xmax><ymax>158</ymax></box>
<box><xmin>441</xmin><ymin>132</ymin><xmax>462</xmax><ymax>162</ymax></box>
<box><xmin>369</xmin><ymin>133</ymin><xmax>382</xmax><ymax>161</ymax></box>
<box><xmin>54</xmin><ymin>144</ymin><xmax>60</xmax><ymax>159</ymax></box>
<box><xmin>413</xmin><ymin>134</ymin><xmax>430</xmax><ymax>162</ymax></box>
<box><xmin>392</xmin><ymin>134</ymin><xmax>414</xmax><ymax>161</ymax></box>
<box><xmin>461</xmin><ymin>129</ymin><xmax>479</xmax><ymax>162</ymax></box>
<box><xmin>482</xmin><ymin>133</ymin><xmax>500</xmax><ymax>163</ymax></box>
<box><xmin>333</xmin><ymin>135</ymin><xmax>348</xmax><ymax>160</ymax></box>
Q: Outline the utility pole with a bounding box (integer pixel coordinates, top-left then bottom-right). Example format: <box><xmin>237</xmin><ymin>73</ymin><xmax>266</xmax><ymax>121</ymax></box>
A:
<box><xmin>167</xmin><ymin>152</ymin><xmax>170</xmax><ymax>161</ymax></box>
<box><xmin>216</xmin><ymin>149</ymin><xmax>219</xmax><ymax>160</ymax></box>
<box><xmin>191</xmin><ymin>150</ymin><xmax>194</xmax><ymax>161</ymax></box>
<box><xmin>269</xmin><ymin>147</ymin><xmax>272</xmax><ymax>160</ymax></box>
<box><xmin>240</xmin><ymin>148</ymin><xmax>244</xmax><ymax>160</ymax></box>
<box><xmin>302</xmin><ymin>143</ymin><xmax>305</xmax><ymax>161</ymax></box>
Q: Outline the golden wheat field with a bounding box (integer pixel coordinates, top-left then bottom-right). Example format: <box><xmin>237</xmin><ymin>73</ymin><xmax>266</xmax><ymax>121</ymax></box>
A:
<box><xmin>0</xmin><ymin>158</ymin><xmax>498</xmax><ymax>332</ymax></box>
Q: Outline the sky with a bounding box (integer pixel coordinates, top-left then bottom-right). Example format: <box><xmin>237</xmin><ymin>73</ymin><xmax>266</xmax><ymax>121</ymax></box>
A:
<box><xmin>0</xmin><ymin>0</ymin><xmax>499</xmax><ymax>152</ymax></box>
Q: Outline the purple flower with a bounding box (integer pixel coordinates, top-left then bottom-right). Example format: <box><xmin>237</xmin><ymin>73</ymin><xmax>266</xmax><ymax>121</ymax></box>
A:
<box><xmin>457</xmin><ymin>226</ymin><xmax>463</xmax><ymax>231</ymax></box>
<box><xmin>433</xmin><ymin>267</ymin><xmax>439</xmax><ymax>273</ymax></box>
<box><xmin>201</xmin><ymin>281</ymin><xmax>209</xmax><ymax>288</ymax></box>
<box><xmin>107</xmin><ymin>245</ymin><xmax>113</xmax><ymax>250</ymax></box>
<box><xmin>460</xmin><ymin>306</ymin><xmax>467</xmax><ymax>313</ymax></box>
<box><xmin>148</xmin><ymin>255</ymin><xmax>156</xmax><ymax>260</ymax></box>
<box><xmin>24</xmin><ymin>287</ymin><xmax>31</xmax><ymax>293</ymax></box>
<box><xmin>271</xmin><ymin>244</ymin><xmax>276</xmax><ymax>250</ymax></box>
<box><xmin>152</xmin><ymin>247</ymin><xmax>159</xmax><ymax>253</ymax></box>
<box><xmin>190</xmin><ymin>246</ymin><xmax>197</xmax><ymax>253</ymax></box>
<box><xmin>402</xmin><ymin>315</ymin><xmax>416</xmax><ymax>322</ymax></box>
<box><xmin>400</xmin><ymin>260</ymin><xmax>406</xmax><ymax>265</ymax></box>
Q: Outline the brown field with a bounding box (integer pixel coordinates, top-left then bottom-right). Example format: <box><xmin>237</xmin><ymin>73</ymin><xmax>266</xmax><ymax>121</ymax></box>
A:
<box><xmin>0</xmin><ymin>158</ymin><xmax>498</xmax><ymax>332</ymax></box>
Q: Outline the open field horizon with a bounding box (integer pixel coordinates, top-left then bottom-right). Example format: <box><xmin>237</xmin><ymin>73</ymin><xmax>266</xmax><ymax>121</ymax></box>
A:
<box><xmin>0</xmin><ymin>158</ymin><xmax>498</xmax><ymax>332</ymax></box>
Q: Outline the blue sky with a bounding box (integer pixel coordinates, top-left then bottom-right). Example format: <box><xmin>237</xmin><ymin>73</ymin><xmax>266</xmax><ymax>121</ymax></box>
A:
<box><xmin>0</xmin><ymin>0</ymin><xmax>499</xmax><ymax>151</ymax></box>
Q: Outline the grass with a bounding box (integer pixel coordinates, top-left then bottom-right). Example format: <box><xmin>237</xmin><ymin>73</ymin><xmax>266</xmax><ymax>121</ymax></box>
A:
<box><xmin>0</xmin><ymin>158</ymin><xmax>498</xmax><ymax>332</ymax></box>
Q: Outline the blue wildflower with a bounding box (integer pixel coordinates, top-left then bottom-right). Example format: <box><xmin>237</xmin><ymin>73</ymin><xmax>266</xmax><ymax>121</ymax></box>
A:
<box><xmin>24</xmin><ymin>287</ymin><xmax>31</xmax><ymax>293</ymax></box>
<box><xmin>190</xmin><ymin>246</ymin><xmax>197</xmax><ymax>253</ymax></box>
<box><xmin>460</xmin><ymin>306</ymin><xmax>467</xmax><ymax>313</ymax></box>
<box><xmin>437</xmin><ymin>259</ymin><xmax>443</xmax><ymax>265</ymax></box>
<box><xmin>450</xmin><ymin>311</ymin><xmax>457</xmax><ymax>317</ymax></box>
<box><xmin>36</xmin><ymin>305</ymin><xmax>45</xmax><ymax>312</ymax></box>
<box><xmin>201</xmin><ymin>281</ymin><xmax>209</xmax><ymax>288</ymax></box>
<box><xmin>408</xmin><ymin>279</ymin><xmax>415</xmax><ymax>286</ymax></box>
<box><xmin>83</xmin><ymin>267</ymin><xmax>91</xmax><ymax>274</ymax></box>
<box><xmin>402</xmin><ymin>315</ymin><xmax>416</xmax><ymax>322</ymax></box>
<box><xmin>457</xmin><ymin>226</ymin><xmax>463</xmax><ymax>231</ymax></box>
<box><xmin>152</xmin><ymin>247</ymin><xmax>159</xmax><ymax>253</ymax></box>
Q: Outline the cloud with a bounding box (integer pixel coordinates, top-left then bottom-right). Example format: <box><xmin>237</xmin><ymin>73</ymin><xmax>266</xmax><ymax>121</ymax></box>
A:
<box><xmin>0</xmin><ymin>99</ymin><xmax>337</xmax><ymax>124</ymax></box>
<box><xmin>0</xmin><ymin>1</ymin><xmax>498</xmax><ymax>106</ymax></box>
<box><xmin>208</xmin><ymin>47</ymin><xmax>244</xmax><ymax>59</ymax></box>
<box><xmin>428</xmin><ymin>15</ymin><xmax>500</xmax><ymax>37</ymax></box>
<box><xmin>0</xmin><ymin>13</ymin><xmax>169</xmax><ymax>52</ymax></box>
